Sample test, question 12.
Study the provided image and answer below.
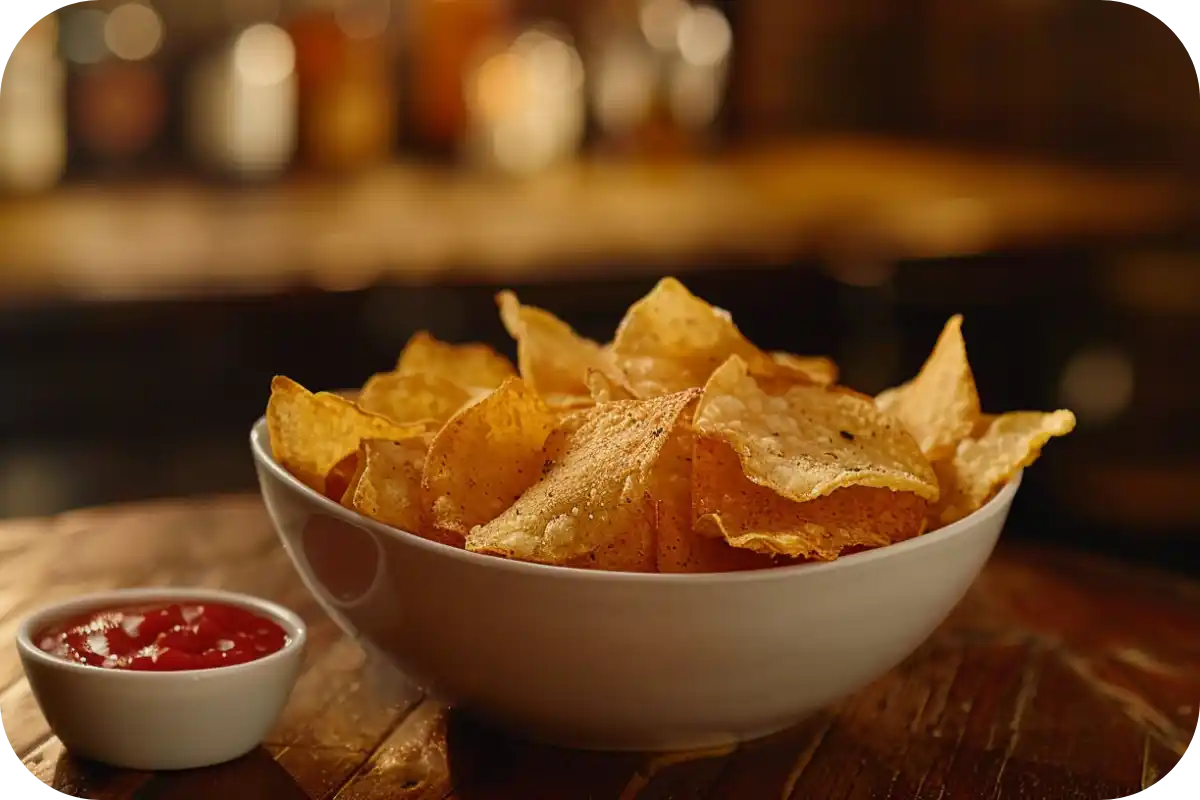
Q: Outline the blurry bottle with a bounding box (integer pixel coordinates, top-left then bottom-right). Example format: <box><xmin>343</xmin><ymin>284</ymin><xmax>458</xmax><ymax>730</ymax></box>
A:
<box><xmin>409</xmin><ymin>0</ymin><xmax>511</xmax><ymax>154</ymax></box>
<box><xmin>65</xmin><ymin>2</ymin><xmax>169</xmax><ymax>175</ymax></box>
<box><xmin>463</xmin><ymin>23</ymin><xmax>586</xmax><ymax>176</ymax></box>
<box><xmin>0</xmin><ymin>15</ymin><xmax>67</xmax><ymax>193</ymax></box>
<box><xmin>186</xmin><ymin>17</ymin><xmax>298</xmax><ymax>180</ymax></box>
<box><xmin>290</xmin><ymin>0</ymin><xmax>396</xmax><ymax>173</ymax></box>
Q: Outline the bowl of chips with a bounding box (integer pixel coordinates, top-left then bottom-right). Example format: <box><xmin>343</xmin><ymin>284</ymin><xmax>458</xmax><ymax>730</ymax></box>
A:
<box><xmin>252</xmin><ymin>277</ymin><xmax>1074</xmax><ymax>751</ymax></box>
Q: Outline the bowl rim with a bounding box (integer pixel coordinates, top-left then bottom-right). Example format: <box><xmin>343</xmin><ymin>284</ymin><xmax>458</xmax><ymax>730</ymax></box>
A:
<box><xmin>17</xmin><ymin>586</ymin><xmax>307</xmax><ymax>680</ymax></box>
<box><xmin>250</xmin><ymin>416</ymin><xmax>1020</xmax><ymax>585</ymax></box>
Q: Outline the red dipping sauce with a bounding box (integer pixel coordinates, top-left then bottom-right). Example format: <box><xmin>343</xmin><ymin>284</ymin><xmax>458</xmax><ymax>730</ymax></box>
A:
<box><xmin>36</xmin><ymin>602</ymin><xmax>289</xmax><ymax>672</ymax></box>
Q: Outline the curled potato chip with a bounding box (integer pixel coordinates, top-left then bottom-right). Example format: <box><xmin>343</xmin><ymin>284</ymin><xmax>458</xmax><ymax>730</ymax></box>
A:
<box><xmin>875</xmin><ymin>315</ymin><xmax>980</xmax><ymax>461</ymax></box>
<box><xmin>497</xmin><ymin>291</ymin><xmax>629</xmax><ymax>409</ymax></box>
<box><xmin>267</xmin><ymin>376</ymin><xmax>427</xmax><ymax>494</ymax></box>
<box><xmin>358</xmin><ymin>371</ymin><xmax>472</xmax><ymax>428</ymax></box>
<box><xmin>932</xmin><ymin>409</ymin><xmax>1076</xmax><ymax>527</ymax></box>
<box><xmin>653</xmin><ymin>424</ymin><xmax>776</xmax><ymax>573</ymax></box>
<box><xmin>693</xmin><ymin>437</ymin><xmax>928</xmax><ymax>560</ymax></box>
<box><xmin>423</xmin><ymin>377</ymin><xmax>557</xmax><ymax>541</ymax></box>
<box><xmin>348</xmin><ymin>438</ymin><xmax>458</xmax><ymax>545</ymax></box>
<box><xmin>396</xmin><ymin>331</ymin><xmax>515</xmax><ymax>391</ymax></box>
<box><xmin>609</xmin><ymin>278</ymin><xmax>833</xmax><ymax>399</ymax></box>
<box><xmin>466</xmin><ymin>390</ymin><xmax>698</xmax><ymax>571</ymax></box>
<box><xmin>694</xmin><ymin>356</ymin><xmax>938</xmax><ymax>503</ymax></box>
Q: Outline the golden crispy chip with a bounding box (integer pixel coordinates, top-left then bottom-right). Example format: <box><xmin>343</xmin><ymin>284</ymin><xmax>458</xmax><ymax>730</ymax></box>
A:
<box><xmin>585</xmin><ymin>367</ymin><xmax>636</xmax><ymax>405</ymax></box>
<box><xmin>875</xmin><ymin>315</ymin><xmax>980</xmax><ymax>461</ymax></box>
<box><xmin>653</xmin><ymin>424</ymin><xmax>776</xmax><ymax>573</ymax></box>
<box><xmin>931</xmin><ymin>410</ymin><xmax>1076</xmax><ymax>527</ymax></box>
<box><xmin>396</xmin><ymin>331</ymin><xmax>515</xmax><ymax>391</ymax></box>
<box><xmin>971</xmin><ymin>412</ymin><xmax>998</xmax><ymax>439</ymax></box>
<box><xmin>693</xmin><ymin>437</ymin><xmax>927</xmax><ymax>560</ymax></box>
<box><xmin>422</xmin><ymin>377</ymin><xmax>557</xmax><ymax>540</ymax></box>
<box><xmin>768</xmin><ymin>352</ymin><xmax>839</xmax><ymax>385</ymax></box>
<box><xmin>694</xmin><ymin>356</ymin><xmax>938</xmax><ymax>503</ymax></box>
<box><xmin>466</xmin><ymin>390</ymin><xmax>698</xmax><ymax>571</ymax></box>
<box><xmin>358</xmin><ymin>372</ymin><xmax>473</xmax><ymax>428</ymax></box>
<box><xmin>326</xmin><ymin>453</ymin><xmax>361</xmax><ymax>503</ymax></box>
<box><xmin>349</xmin><ymin>438</ymin><xmax>459</xmax><ymax>545</ymax></box>
<box><xmin>496</xmin><ymin>291</ymin><xmax>629</xmax><ymax>409</ymax></box>
<box><xmin>610</xmin><ymin>278</ymin><xmax>779</xmax><ymax>397</ymax></box>
<box><xmin>267</xmin><ymin>376</ymin><xmax>427</xmax><ymax>494</ymax></box>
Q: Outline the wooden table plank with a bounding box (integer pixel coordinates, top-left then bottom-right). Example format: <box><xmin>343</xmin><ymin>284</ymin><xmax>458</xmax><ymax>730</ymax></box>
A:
<box><xmin>2</xmin><ymin>495</ymin><xmax>1196</xmax><ymax>800</ymax></box>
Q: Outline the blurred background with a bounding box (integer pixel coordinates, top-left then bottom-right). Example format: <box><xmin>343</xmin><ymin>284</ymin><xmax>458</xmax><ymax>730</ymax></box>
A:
<box><xmin>0</xmin><ymin>0</ymin><xmax>1197</xmax><ymax>570</ymax></box>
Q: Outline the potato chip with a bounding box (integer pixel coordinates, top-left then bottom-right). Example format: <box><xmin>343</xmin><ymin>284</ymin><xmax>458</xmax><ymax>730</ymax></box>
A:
<box><xmin>694</xmin><ymin>356</ymin><xmax>938</xmax><ymax>503</ymax></box>
<box><xmin>267</xmin><ymin>376</ymin><xmax>427</xmax><ymax>494</ymax></box>
<box><xmin>610</xmin><ymin>278</ymin><xmax>772</xmax><ymax>397</ymax></box>
<box><xmin>325</xmin><ymin>453</ymin><xmax>361</xmax><ymax>503</ymax></box>
<box><xmin>693</xmin><ymin>437</ymin><xmax>928</xmax><ymax>560</ymax></box>
<box><xmin>585</xmin><ymin>367</ymin><xmax>636</xmax><ymax>405</ymax></box>
<box><xmin>768</xmin><ymin>352</ymin><xmax>839</xmax><ymax>386</ymax></box>
<box><xmin>653</xmin><ymin>424</ymin><xmax>776</xmax><ymax>573</ymax></box>
<box><xmin>349</xmin><ymin>438</ymin><xmax>459</xmax><ymax>545</ymax></box>
<box><xmin>931</xmin><ymin>409</ymin><xmax>1076</xmax><ymax>527</ymax></box>
<box><xmin>358</xmin><ymin>371</ymin><xmax>472</xmax><ymax>428</ymax></box>
<box><xmin>496</xmin><ymin>291</ymin><xmax>630</xmax><ymax>409</ymax></box>
<box><xmin>396</xmin><ymin>331</ymin><xmax>515</xmax><ymax>391</ymax></box>
<box><xmin>875</xmin><ymin>315</ymin><xmax>980</xmax><ymax>461</ymax></box>
<box><xmin>422</xmin><ymin>377</ymin><xmax>557</xmax><ymax>541</ymax></box>
<box><xmin>466</xmin><ymin>390</ymin><xmax>698</xmax><ymax>571</ymax></box>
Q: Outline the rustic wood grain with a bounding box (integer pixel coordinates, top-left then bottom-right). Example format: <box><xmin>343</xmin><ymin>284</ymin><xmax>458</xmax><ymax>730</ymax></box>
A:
<box><xmin>2</xmin><ymin>495</ymin><xmax>1196</xmax><ymax>800</ymax></box>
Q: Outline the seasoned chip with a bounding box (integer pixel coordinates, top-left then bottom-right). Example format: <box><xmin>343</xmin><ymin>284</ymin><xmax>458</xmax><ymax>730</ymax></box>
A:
<box><xmin>932</xmin><ymin>410</ymin><xmax>1076</xmax><ymax>527</ymax></box>
<box><xmin>875</xmin><ymin>315</ymin><xmax>980</xmax><ymax>461</ymax></box>
<box><xmin>653</xmin><ymin>424</ymin><xmax>776</xmax><ymax>573</ymax></box>
<box><xmin>267</xmin><ymin>376</ymin><xmax>426</xmax><ymax>494</ymax></box>
<box><xmin>694</xmin><ymin>356</ymin><xmax>938</xmax><ymax>503</ymax></box>
<box><xmin>610</xmin><ymin>278</ymin><xmax>774</xmax><ymax>397</ymax></box>
<box><xmin>423</xmin><ymin>377</ymin><xmax>557</xmax><ymax>541</ymax></box>
<box><xmin>497</xmin><ymin>291</ymin><xmax>629</xmax><ymax>409</ymax></box>
<box><xmin>585</xmin><ymin>367</ymin><xmax>636</xmax><ymax>405</ymax></box>
<box><xmin>466</xmin><ymin>390</ymin><xmax>698</xmax><ymax>571</ymax></box>
<box><xmin>358</xmin><ymin>372</ymin><xmax>472</xmax><ymax>428</ymax></box>
<box><xmin>693</xmin><ymin>437</ymin><xmax>928</xmax><ymax>560</ymax></box>
<box><xmin>348</xmin><ymin>438</ymin><xmax>458</xmax><ymax>545</ymax></box>
<box><xmin>396</xmin><ymin>330</ymin><xmax>515</xmax><ymax>391</ymax></box>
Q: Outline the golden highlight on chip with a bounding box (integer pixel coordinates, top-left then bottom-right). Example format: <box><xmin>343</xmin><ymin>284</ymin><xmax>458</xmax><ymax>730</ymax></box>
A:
<box><xmin>265</xmin><ymin>276</ymin><xmax>1074</xmax><ymax>573</ymax></box>
<box><xmin>358</xmin><ymin>372</ymin><xmax>473</xmax><ymax>429</ymax></box>
<box><xmin>497</xmin><ymin>291</ymin><xmax>631</xmax><ymax>409</ymax></box>
<box><xmin>693</xmin><ymin>438</ymin><xmax>928</xmax><ymax>561</ymax></box>
<box><xmin>396</xmin><ymin>330</ymin><xmax>516</xmax><ymax>391</ymax></box>
<box><xmin>423</xmin><ymin>377</ymin><xmax>557</xmax><ymax>541</ymax></box>
<box><xmin>611</xmin><ymin>277</ymin><xmax>832</xmax><ymax>398</ymax></box>
<box><xmin>466</xmin><ymin>390</ymin><xmax>698</xmax><ymax>571</ymax></box>
<box><xmin>875</xmin><ymin>315</ymin><xmax>980</xmax><ymax>461</ymax></box>
<box><xmin>932</xmin><ymin>410</ymin><xmax>1076</xmax><ymax>527</ymax></box>
<box><xmin>267</xmin><ymin>376</ymin><xmax>427</xmax><ymax>495</ymax></box>
<box><xmin>694</xmin><ymin>356</ymin><xmax>939</xmax><ymax>503</ymax></box>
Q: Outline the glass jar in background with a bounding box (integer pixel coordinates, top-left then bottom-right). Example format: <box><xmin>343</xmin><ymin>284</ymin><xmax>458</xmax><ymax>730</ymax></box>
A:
<box><xmin>0</xmin><ymin>15</ymin><xmax>67</xmax><ymax>193</ymax></box>
<box><xmin>64</xmin><ymin>2</ymin><xmax>169</xmax><ymax>175</ymax></box>
<box><xmin>409</xmin><ymin>0</ymin><xmax>511</xmax><ymax>155</ymax></box>
<box><xmin>185</xmin><ymin>8</ymin><xmax>298</xmax><ymax>179</ymax></box>
<box><xmin>289</xmin><ymin>0</ymin><xmax>396</xmax><ymax>173</ymax></box>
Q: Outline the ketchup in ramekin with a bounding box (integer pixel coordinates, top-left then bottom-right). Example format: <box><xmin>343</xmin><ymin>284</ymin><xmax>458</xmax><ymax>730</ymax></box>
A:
<box><xmin>35</xmin><ymin>601</ymin><xmax>290</xmax><ymax>672</ymax></box>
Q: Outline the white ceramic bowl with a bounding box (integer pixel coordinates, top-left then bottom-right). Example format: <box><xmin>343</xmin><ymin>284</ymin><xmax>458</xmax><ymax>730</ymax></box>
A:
<box><xmin>251</xmin><ymin>418</ymin><xmax>1018</xmax><ymax>751</ymax></box>
<box><xmin>17</xmin><ymin>587</ymin><xmax>306</xmax><ymax>770</ymax></box>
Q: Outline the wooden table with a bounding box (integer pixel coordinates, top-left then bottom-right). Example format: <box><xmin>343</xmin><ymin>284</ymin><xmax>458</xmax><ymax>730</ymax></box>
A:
<box><xmin>2</xmin><ymin>496</ymin><xmax>1197</xmax><ymax>799</ymax></box>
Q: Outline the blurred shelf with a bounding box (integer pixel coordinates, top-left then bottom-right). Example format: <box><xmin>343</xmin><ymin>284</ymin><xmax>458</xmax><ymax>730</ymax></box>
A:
<box><xmin>0</xmin><ymin>137</ymin><xmax>1195</xmax><ymax>302</ymax></box>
